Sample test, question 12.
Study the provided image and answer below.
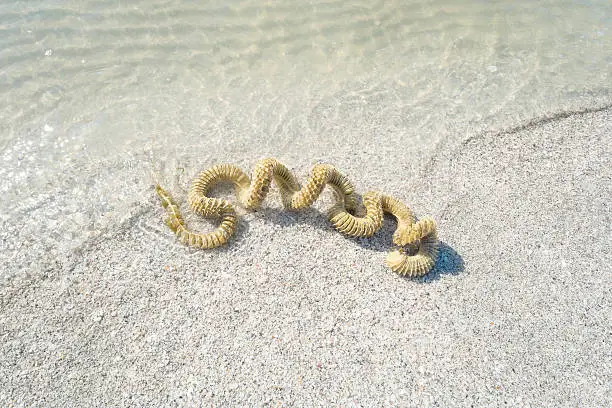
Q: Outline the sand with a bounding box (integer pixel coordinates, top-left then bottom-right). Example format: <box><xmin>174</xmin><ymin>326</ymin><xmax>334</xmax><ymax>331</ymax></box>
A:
<box><xmin>1</xmin><ymin>106</ymin><xmax>610</xmax><ymax>406</ymax></box>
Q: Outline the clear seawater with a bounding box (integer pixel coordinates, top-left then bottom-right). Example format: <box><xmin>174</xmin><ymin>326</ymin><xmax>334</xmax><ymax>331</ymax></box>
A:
<box><xmin>0</xmin><ymin>0</ymin><xmax>610</xmax><ymax>267</ymax></box>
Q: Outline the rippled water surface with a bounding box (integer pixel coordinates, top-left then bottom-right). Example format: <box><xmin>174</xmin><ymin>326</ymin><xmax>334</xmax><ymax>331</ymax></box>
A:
<box><xmin>0</xmin><ymin>0</ymin><xmax>611</xmax><ymax>262</ymax></box>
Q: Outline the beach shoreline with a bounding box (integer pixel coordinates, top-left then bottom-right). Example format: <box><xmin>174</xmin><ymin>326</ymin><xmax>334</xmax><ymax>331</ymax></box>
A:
<box><xmin>1</xmin><ymin>106</ymin><xmax>610</xmax><ymax>406</ymax></box>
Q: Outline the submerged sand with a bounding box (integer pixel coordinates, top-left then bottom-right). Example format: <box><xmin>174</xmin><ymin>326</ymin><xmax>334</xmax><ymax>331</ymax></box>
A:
<box><xmin>1</xmin><ymin>107</ymin><xmax>610</xmax><ymax>406</ymax></box>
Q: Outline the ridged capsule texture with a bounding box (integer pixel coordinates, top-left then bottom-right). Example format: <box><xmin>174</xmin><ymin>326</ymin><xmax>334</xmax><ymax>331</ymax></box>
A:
<box><xmin>156</xmin><ymin>185</ymin><xmax>184</xmax><ymax>232</ymax></box>
<box><xmin>386</xmin><ymin>230</ymin><xmax>439</xmax><ymax>277</ymax></box>
<box><xmin>396</xmin><ymin>218</ymin><xmax>437</xmax><ymax>246</ymax></box>
<box><xmin>156</xmin><ymin>182</ymin><xmax>237</xmax><ymax>249</ymax></box>
<box><xmin>325</xmin><ymin>167</ymin><xmax>357</xmax><ymax>211</ymax></box>
<box><xmin>190</xmin><ymin>164</ymin><xmax>250</xmax><ymax>204</ymax></box>
<box><xmin>156</xmin><ymin>159</ymin><xmax>439</xmax><ymax>277</ymax></box>
<box><xmin>242</xmin><ymin>158</ymin><xmax>277</xmax><ymax>209</ymax></box>
<box><xmin>380</xmin><ymin>195</ymin><xmax>415</xmax><ymax>245</ymax></box>
<box><xmin>289</xmin><ymin>164</ymin><xmax>330</xmax><ymax>209</ymax></box>
<box><xmin>328</xmin><ymin>191</ymin><xmax>383</xmax><ymax>237</ymax></box>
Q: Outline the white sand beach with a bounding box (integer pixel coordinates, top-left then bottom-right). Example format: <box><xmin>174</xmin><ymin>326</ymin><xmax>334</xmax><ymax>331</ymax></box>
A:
<box><xmin>1</xmin><ymin>106</ymin><xmax>610</xmax><ymax>406</ymax></box>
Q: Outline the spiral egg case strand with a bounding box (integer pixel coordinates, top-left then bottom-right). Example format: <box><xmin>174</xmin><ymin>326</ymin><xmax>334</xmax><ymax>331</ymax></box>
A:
<box><xmin>156</xmin><ymin>158</ymin><xmax>439</xmax><ymax>277</ymax></box>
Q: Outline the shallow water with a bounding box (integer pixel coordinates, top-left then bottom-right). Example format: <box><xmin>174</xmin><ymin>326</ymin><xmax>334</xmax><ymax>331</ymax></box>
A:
<box><xmin>0</xmin><ymin>0</ymin><xmax>610</xmax><ymax>269</ymax></box>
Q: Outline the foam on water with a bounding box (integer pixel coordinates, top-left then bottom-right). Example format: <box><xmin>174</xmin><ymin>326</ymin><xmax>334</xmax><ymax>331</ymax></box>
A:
<box><xmin>0</xmin><ymin>0</ymin><xmax>610</xmax><ymax>274</ymax></box>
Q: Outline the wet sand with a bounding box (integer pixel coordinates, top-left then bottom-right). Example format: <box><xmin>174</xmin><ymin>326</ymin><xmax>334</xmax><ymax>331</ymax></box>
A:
<box><xmin>1</xmin><ymin>106</ymin><xmax>610</xmax><ymax>406</ymax></box>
